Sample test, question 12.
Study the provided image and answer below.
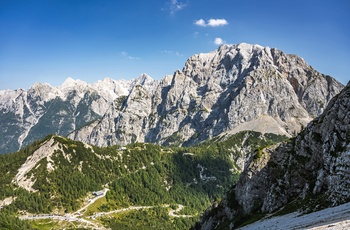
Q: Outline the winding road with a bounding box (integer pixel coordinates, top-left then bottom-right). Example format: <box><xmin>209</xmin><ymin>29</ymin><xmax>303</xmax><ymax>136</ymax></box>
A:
<box><xmin>20</xmin><ymin>188</ymin><xmax>193</xmax><ymax>229</ymax></box>
<box><xmin>167</xmin><ymin>204</ymin><xmax>193</xmax><ymax>218</ymax></box>
<box><xmin>89</xmin><ymin>206</ymin><xmax>154</xmax><ymax>218</ymax></box>
<box><xmin>20</xmin><ymin>214</ymin><xmax>103</xmax><ymax>229</ymax></box>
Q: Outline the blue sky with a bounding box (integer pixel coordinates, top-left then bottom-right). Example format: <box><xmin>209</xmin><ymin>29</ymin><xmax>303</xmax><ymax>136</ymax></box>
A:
<box><xmin>1</xmin><ymin>0</ymin><xmax>349</xmax><ymax>90</ymax></box>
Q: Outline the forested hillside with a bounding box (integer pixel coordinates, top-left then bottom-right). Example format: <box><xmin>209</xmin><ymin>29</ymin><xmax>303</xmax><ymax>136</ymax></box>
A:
<box><xmin>0</xmin><ymin>131</ymin><xmax>286</xmax><ymax>229</ymax></box>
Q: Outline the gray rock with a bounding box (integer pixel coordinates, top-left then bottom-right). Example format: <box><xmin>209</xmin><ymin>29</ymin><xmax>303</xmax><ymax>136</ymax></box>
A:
<box><xmin>70</xmin><ymin>43</ymin><xmax>343</xmax><ymax>147</ymax></box>
<box><xmin>0</xmin><ymin>43</ymin><xmax>344</xmax><ymax>153</ymax></box>
<box><xmin>0</xmin><ymin>75</ymin><xmax>158</xmax><ymax>154</ymax></box>
<box><xmin>196</xmin><ymin>82</ymin><xmax>350</xmax><ymax>229</ymax></box>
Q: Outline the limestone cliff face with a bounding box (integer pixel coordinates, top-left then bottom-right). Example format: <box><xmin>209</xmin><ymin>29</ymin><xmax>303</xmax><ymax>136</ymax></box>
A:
<box><xmin>70</xmin><ymin>43</ymin><xmax>343</xmax><ymax>147</ymax></box>
<box><xmin>0</xmin><ymin>43</ymin><xmax>344</xmax><ymax>153</ymax></box>
<box><xmin>196</xmin><ymin>82</ymin><xmax>350</xmax><ymax>230</ymax></box>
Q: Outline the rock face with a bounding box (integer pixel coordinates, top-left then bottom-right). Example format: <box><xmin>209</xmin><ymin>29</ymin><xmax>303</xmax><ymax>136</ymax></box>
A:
<box><xmin>0</xmin><ymin>43</ymin><xmax>344</xmax><ymax>153</ymax></box>
<box><xmin>0</xmin><ymin>74</ymin><xmax>158</xmax><ymax>154</ymax></box>
<box><xmin>69</xmin><ymin>43</ymin><xmax>343</xmax><ymax>147</ymax></box>
<box><xmin>196</xmin><ymin>82</ymin><xmax>350</xmax><ymax>229</ymax></box>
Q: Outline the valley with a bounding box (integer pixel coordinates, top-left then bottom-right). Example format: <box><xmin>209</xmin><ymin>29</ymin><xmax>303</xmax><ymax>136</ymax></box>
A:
<box><xmin>0</xmin><ymin>131</ymin><xmax>286</xmax><ymax>229</ymax></box>
<box><xmin>0</xmin><ymin>43</ymin><xmax>348</xmax><ymax>229</ymax></box>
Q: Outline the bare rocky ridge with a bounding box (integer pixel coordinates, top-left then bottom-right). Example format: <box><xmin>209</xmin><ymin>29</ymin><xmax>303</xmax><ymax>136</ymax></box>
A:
<box><xmin>196</xmin><ymin>82</ymin><xmax>350</xmax><ymax>229</ymax></box>
<box><xmin>69</xmin><ymin>43</ymin><xmax>343</xmax><ymax>147</ymax></box>
<box><xmin>12</xmin><ymin>137</ymin><xmax>60</xmax><ymax>192</ymax></box>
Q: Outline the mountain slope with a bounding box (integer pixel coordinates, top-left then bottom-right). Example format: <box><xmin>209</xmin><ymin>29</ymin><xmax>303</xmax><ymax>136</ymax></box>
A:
<box><xmin>0</xmin><ymin>74</ymin><xmax>158</xmax><ymax>154</ymax></box>
<box><xmin>0</xmin><ymin>131</ymin><xmax>286</xmax><ymax>229</ymax></box>
<box><xmin>196</xmin><ymin>82</ymin><xmax>350</xmax><ymax>229</ymax></box>
<box><xmin>69</xmin><ymin>43</ymin><xmax>343</xmax><ymax>147</ymax></box>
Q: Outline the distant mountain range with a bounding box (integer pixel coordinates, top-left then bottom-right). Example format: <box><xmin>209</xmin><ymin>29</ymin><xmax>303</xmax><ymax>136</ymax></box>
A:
<box><xmin>0</xmin><ymin>74</ymin><xmax>157</xmax><ymax>154</ymax></box>
<box><xmin>0</xmin><ymin>43</ymin><xmax>343</xmax><ymax>154</ymax></box>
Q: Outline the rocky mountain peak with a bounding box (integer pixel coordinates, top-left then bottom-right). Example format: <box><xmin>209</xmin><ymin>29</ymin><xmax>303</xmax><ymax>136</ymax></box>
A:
<box><xmin>29</xmin><ymin>82</ymin><xmax>53</xmax><ymax>91</ymax></box>
<box><xmin>68</xmin><ymin>43</ymin><xmax>343</xmax><ymax>148</ymax></box>
<box><xmin>59</xmin><ymin>77</ymin><xmax>90</xmax><ymax>97</ymax></box>
<box><xmin>132</xmin><ymin>73</ymin><xmax>159</xmax><ymax>93</ymax></box>
<box><xmin>135</xmin><ymin>73</ymin><xmax>152</xmax><ymax>84</ymax></box>
<box><xmin>60</xmin><ymin>77</ymin><xmax>86</xmax><ymax>87</ymax></box>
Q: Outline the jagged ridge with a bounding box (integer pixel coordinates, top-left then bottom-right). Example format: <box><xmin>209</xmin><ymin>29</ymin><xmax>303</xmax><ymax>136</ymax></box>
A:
<box><xmin>0</xmin><ymin>43</ymin><xmax>344</xmax><ymax>153</ymax></box>
<box><xmin>70</xmin><ymin>43</ymin><xmax>343</xmax><ymax>147</ymax></box>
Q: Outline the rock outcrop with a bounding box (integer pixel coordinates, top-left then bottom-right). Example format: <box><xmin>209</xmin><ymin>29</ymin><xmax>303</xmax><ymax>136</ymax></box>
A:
<box><xmin>196</xmin><ymin>82</ymin><xmax>350</xmax><ymax>229</ymax></box>
<box><xmin>70</xmin><ymin>43</ymin><xmax>343</xmax><ymax>147</ymax></box>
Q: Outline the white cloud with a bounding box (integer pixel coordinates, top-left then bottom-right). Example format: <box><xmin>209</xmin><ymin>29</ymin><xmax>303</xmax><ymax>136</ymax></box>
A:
<box><xmin>214</xmin><ymin>38</ymin><xmax>225</xmax><ymax>45</ymax></box>
<box><xmin>208</xmin><ymin>19</ymin><xmax>228</xmax><ymax>27</ymax></box>
<box><xmin>194</xmin><ymin>18</ymin><xmax>228</xmax><ymax>27</ymax></box>
<box><xmin>195</xmin><ymin>19</ymin><xmax>206</xmax><ymax>27</ymax></box>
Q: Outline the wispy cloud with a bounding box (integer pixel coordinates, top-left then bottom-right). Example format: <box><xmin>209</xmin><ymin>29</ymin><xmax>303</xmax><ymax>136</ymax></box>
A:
<box><xmin>161</xmin><ymin>50</ymin><xmax>183</xmax><ymax>56</ymax></box>
<box><xmin>195</xmin><ymin>18</ymin><xmax>228</xmax><ymax>27</ymax></box>
<box><xmin>167</xmin><ymin>0</ymin><xmax>187</xmax><ymax>14</ymax></box>
<box><xmin>214</xmin><ymin>37</ymin><xmax>225</xmax><ymax>45</ymax></box>
<box><xmin>121</xmin><ymin>51</ymin><xmax>141</xmax><ymax>60</ymax></box>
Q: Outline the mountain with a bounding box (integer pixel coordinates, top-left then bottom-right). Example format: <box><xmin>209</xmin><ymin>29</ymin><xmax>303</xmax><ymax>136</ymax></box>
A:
<box><xmin>69</xmin><ymin>43</ymin><xmax>343</xmax><ymax>148</ymax></box>
<box><xmin>0</xmin><ymin>130</ymin><xmax>286</xmax><ymax>229</ymax></box>
<box><xmin>0</xmin><ymin>74</ymin><xmax>158</xmax><ymax>154</ymax></box>
<box><xmin>195</xmin><ymin>82</ymin><xmax>350</xmax><ymax>229</ymax></box>
<box><xmin>0</xmin><ymin>43</ymin><xmax>344</xmax><ymax>154</ymax></box>
<box><xmin>0</xmin><ymin>42</ymin><xmax>347</xmax><ymax>229</ymax></box>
